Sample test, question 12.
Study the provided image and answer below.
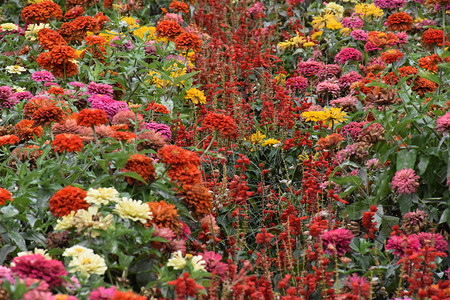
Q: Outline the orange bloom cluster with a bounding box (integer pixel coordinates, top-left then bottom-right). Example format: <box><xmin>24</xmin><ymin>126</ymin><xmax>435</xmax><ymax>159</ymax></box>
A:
<box><xmin>386</xmin><ymin>12</ymin><xmax>413</xmax><ymax>32</ymax></box>
<box><xmin>412</xmin><ymin>77</ymin><xmax>438</xmax><ymax>96</ymax></box>
<box><xmin>0</xmin><ymin>188</ymin><xmax>13</xmax><ymax>205</ymax></box>
<box><xmin>32</xmin><ymin>105</ymin><xmax>66</xmax><ymax>126</ymax></box>
<box><xmin>15</xmin><ymin>120</ymin><xmax>43</xmax><ymax>141</ymax></box>
<box><xmin>367</xmin><ymin>31</ymin><xmax>398</xmax><ymax>48</ymax></box>
<box><xmin>112</xmin><ymin>131</ymin><xmax>136</xmax><ymax>142</ymax></box>
<box><xmin>383</xmin><ymin>66</ymin><xmax>418</xmax><ymax>86</ymax></box>
<box><xmin>202</xmin><ymin>112</ymin><xmax>238</xmax><ymax>137</ymax></box>
<box><xmin>169</xmin><ymin>0</ymin><xmax>189</xmax><ymax>14</ymax></box>
<box><xmin>81</xmin><ymin>36</ymin><xmax>107</xmax><ymax>62</ymax></box>
<box><xmin>37</xmin><ymin>45</ymin><xmax>78</xmax><ymax>78</ymax></box>
<box><xmin>158</xmin><ymin>145</ymin><xmax>202</xmax><ymax>185</ymax></box>
<box><xmin>181</xmin><ymin>184</ymin><xmax>213</xmax><ymax>216</ymax></box>
<box><xmin>147</xmin><ymin>201</ymin><xmax>182</xmax><ymax>233</ymax></box>
<box><xmin>21</xmin><ymin>1</ymin><xmax>63</xmax><ymax>23</ymax></box>
<box><xmin>381</xmin><ymin>49</ymin><xmax>404</xmax><ymax>64</ymax></box>
<box><xmin>175</xmin><ymin>32</ymin><xmax>202</xmax><ymax>52</ymax></box>
<box><xmin>122</xmin><ymin>154</ymin><xmax>156</xmax><ymax>185</ymax></box>
<box><xmin>145</xmin><ymin>101</ymin><xmax>170</xmax><ymax>114</ymax></box>
<box><xmin>52</xmin><ymin>133</ymin><xmax>84</xmax><ymax>153</ymax></box>
<box><xmin>316</xmin><ymin>133</ymin><xmax>344</xmax><ymax>150</ymax></box>
<box><xmin>49</xmin><ymin>185</ymin><xmax>89</xmax><ymax>217</ymax></box>
<box><xmin>48</xmin><ymin>86</ymin><xmax>65</xmax><ymax>95</ymax></box>
<box><xmin>58</xmin><ymin>16</ymin><xmax>102</xmax><ymax>43</ymax></box>
<box><xmin>111</xmin><ymin>290</ymin><xmax>147</xmax><ymax>300</ymax></box>
<box><xmin>0</xmin><ymin>135</ymin><xmax>20</xmax><ymax>146</ymax></box>
<box><xmin>421</xmin><ymin>28</ymin><xmax>449</xmax><ymax>50</ymax></box>
<box><xmin>23</xmin><ymin>97</ymin><xmax>56</xmax><ymax>118</ymax></box>
<box><xmin>76</xmin><ymin>109</ymin><xmax>108</xmax><ymax>127</ymax></box>
<box><xmin>156</xmin><ymin>20</ymin><xmax>184</xmax><ymax>41</ymax></box>
<box><xmin>38</xmin><ymin>29</ymin><xmax>67</xmax><ymax>51</ymax></box>
<box><xmin>418</xmin><ymin>54</ymin><xmax>442</xmax><ymax>73</ymax></box>
<box><xmin>64</xmin><ymin>5</ymin><xmax>85</xmax><ymax>20</ymax></box>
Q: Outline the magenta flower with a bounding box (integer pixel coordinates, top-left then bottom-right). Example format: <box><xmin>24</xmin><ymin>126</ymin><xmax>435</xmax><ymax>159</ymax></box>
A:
<box><xmin>146</xmin><ymin>122</ymin><xmax>172</xmax><ymax>141</ymax></box>
<box><xmin>87</xmin><ymin>82</ymin><xmax>114</xmax><ymax>97</ymax></box>
<box><xmin>0</xmin><ymin>266</ymin><xmax>14</xmax><ymax>283</ymax></box>
<box><xmin>350</xmin><ymin>29</ymin><xmax>368</xmax><ymax>41</ymax></box>
<box><xmin>416</xmin><ymin>232</ymin><xmax>448</xmax><ymax>252</ymax></box>
<box><xmin>31</xmin><ymin>71</ymin><xmax>55</xmax><ymax>82</ymax></box>
<box><xmin>285</xmin><ymin>76</ymin><xmax>308</xmax><ymax>92</ymax></box>
<box><xmin>321</xmin><ymin>228</ymin><xmax>354</xmax><ymax>256</ymax></box>
<box><xmin>201</xmin><ymin>251</ymin><xmax>228</xmax><ymax>279</ymax></box>
<box><xmin>386</xmin><ymin>235</ymin><xmax>420</xmax><ymax>257</ymax></box>
<box><xmin>334</xmin><ymin>48</ymin><xmax>363</xmax><ymax>64</ymax></box>
<box><xmin>391</xmin><ymin>168</ymin><xmax>420</xmax><ymax>195</ymax></box>
<box><xmin>297</xmin><ymin>60</ymin><xmax>324</xmax><ymax>77</ymax></box>
<box><xmin>374</xmin><ymin>0</ymin><xmax>406</xmax><ymax>9</ymax></box>
<box><xmin>11</xmin><ymin>254</ymin><xmax>68</xmax><ymax>287</ymax></box>
<box><xmin>341</xmin><ymin>17</ymin><xmax>364</xmax><ymax>29</ymax></box>
<box><xmin>89</xmin><ymin>286</ymin><xmax>117</xmax><ymax>300</ymax></box>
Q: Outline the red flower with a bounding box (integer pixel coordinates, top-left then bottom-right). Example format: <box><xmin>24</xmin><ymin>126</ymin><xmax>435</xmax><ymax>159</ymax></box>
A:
<box><xmin>202</xmin><ymin>112</ymin><xmax>238</xmax><ymax>137</ymax></box>
<box><xmin>64</xmin><ymin>5</ymin><xmax>85</xmax><ymax>20</ymax></box>
<box><xmin>15</xmin><ymin>120</ymin><xmax>43</xmax><ymax>141</ymax></box>
<box><xmin>0</xmin><ymin>188</ymin><xmax>13</xmax><ymax>205</ymax></box>
<box><xmin>32</xmin><ymin>105</ymin><xmax>66</xmax><ymax>126</ymax></box>
<box><xmin>49</xmin><ymin>185</ymin><xmax>89</xmax><ymax>217</ymax></box>
<box><xmin>421</xmin><ymin>28</ymin><xmax>449</xmax><ymax>50</ymax></box>
<box><xmin>111</xmin><ymin>290</ymin><xmax>146</xmax><ymax>300</ymax></box>
<box><xmin>52</xmin><ymin>133</ymin><xmax>84</xmax><ymax>153</ymax></box>
<box><xmin>156</xmin><ymin>20</ymin><xmax>184</xmax><ymax>41</ymax></box>
<box><xmin>36</xmin><ymin>46</ymin><xmax>78</xmax><ymax>78</ymax></box>
<box><xmin>158</xmin><ymin>145</ymin><xmax>200</xmax><ymax>166</ymax></box>
<box><xmin>21</xmin><ymin>1</ymin><xmax>63</xmax><ymax>23</ymax></box>
<box><xmin>168</xmin><ymin>272</ymin><xmax>204</xmax><ymax>299</ymax></box>
<box><xmin>175</xmin><ymin>32</ymin><xmax>202</xmax><ymax>51</ymax></box>
<box><xmin>122</xmin><ymin>154</ymin><xmax>156</xmax><ymax>185</ymax></box>
<box><xmin>76</xmin><ymin>108</ymin><xmax>109</xmax><ymax>127</ymax></box>
<box><xmin>255</xmin><ymin>229</ymin><xmax>274</xmax><ymax>245</ymax></box>
<box><xmin>381</xmin><ymin>49</ymin><xmax>404</xmax><ymax>64</ymax></box>
<box><xmin>0</xmin><ymin>134</ymin><xmax>20</xmax><ymax>146</ymax></box>
<box><xmin>386</xmin><ymin>12</ymin><xmax>413</xmax><ymax>32</ymax></box>
<box><xmin>169</xmin><ymin>0</ymin><xmax>189</xmax><ymax>14</ymax></box>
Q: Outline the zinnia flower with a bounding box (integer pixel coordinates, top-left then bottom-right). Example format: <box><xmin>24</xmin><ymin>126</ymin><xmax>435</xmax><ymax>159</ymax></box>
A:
<box><xmin>185</xmin><ymin>87</ymin><xmax>207</xmax><ymax>105</ymax></box>
<box><xmin>113</xmin><ymin>197</ymin><xmax>153</xmax><ymax>224</ymax></box>
<box><xmin>202</xmin><ymin>112</ymin><xmax>237</xmax><ymax>137</ymax></box>
<box><xmin>386</xmin><ymin>235</ymin><xmax>420</xmax><ymax>257</ymax></box>
<box><xmin>391</xmin><ymin>168</ymin><xmax>420</xmax><ymax>195</ymax></box>
<box><xmin>436</xmin><ymin>112</ymin><xmax>450</xmax><ymax>133</ymax></box>
<box><xmin>68</xmin><ymin>252</ymin><xmax>107</xmax><ymax>277</ymax></box>
<box><xmin>0</xmin><ymin>188</ymin><xmax>13</xmax><ymax>205</ymax></box>
<box><xmin>147</xmin><ymin>201</ymin><xmax>181</xmax><ymax>232</ymax></box>
<box><xmin>181</xmin><ymin>184</ymin><xmax>213</xmax><ymax>216</ymax></box>
<box><xmin>32</xmin><ymin>105</ymin><xmax>66</xmax><ymax>126</ymax></box>
<box><xmin>76</xmin><ymin>108</ymin><xmax>109</xmax><ymax>127</ymax></box>
<box><xmin>52</xmin><ymin>133</ymin><xmax>84</xmax><ymax>153</ymax></box>
<box><xmin>156</xmin><ymin>20</ymin><xmax>183</xmax><ymax>40</ymax></box>
<box><xmin>175</xmin><ymin>32</ymin><xmax>202</xmax><ymax>51</ymax></box>
<box><xmin>381</xmin><ymin>49</ymin><xmax>404</xmax><ymax>64</ymax></box>
<box><xmin>334</xmin><ymin>47</ymin><xmax>363</xmax><ymax>64</ymax></box>
<box><xmin>386</xmin><ymin>12</ymin><xmax>413</xmax><ymax>31</ymax></box>
<box><xmin>49</xmin><ymin>185</ymin><xmax>89</xmax><ymax>217</ymax></box>
<box><xmin>121</xmin><ymin>154</ymin><xmax>156</xmax><ymax>185</ymax></box>
<box><xmin>21</xmin><ymin>1</ymin><xmax>63</xmax><ymax>23</ymax></box>
<box><xmin>84</xmin><ymin>187</ymin><xmax>120</xmax><ymax>206</ymax></box>
<box><xmin>0</xmin><ymin>134</ymin><xmax>20</xmax><ymax>146</ymax></box>
<box><xmin>421</xmin><ymin>28</ymin><xmax>448</xmax><ymax>49</ymax></box>
<box><xmin>321</xmin><ymin>228</ymin><xmax>354</xmax><ymax>256</ymax></box>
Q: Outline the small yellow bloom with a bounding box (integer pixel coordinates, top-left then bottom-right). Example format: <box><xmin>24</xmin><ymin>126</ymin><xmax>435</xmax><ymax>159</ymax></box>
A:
<box><xmin>63</xmin><ymin>245</ymin><xmax>94</xmax><ymax>258</ymax></box>
<box><xmin>262</xmin><ymin>138</ymin><xmax>280</xmax><ymax>147</ymax></box>
<box><xmin>311</xmin><ymin>31</ymin><xmax>323</xmax><ymax>40</ymax></box>
<box><xmin>0</xmin><ymin>23</ymin><xmax>18</xmax><ymax>31</ymax></box>
<box><xmin>185</xmin><ymin>87</ymin><xmax>206</xmax><ymax>105</ymax></box>
<box><xmin>120</xmin><ymin>17</ymin><xmax>140</xmax><ymax>29</ymax></box>
<box><xmin>250</xmin><ymin>131</ymin><xmax>266</xmax><ymax>144</ymax></box>
<box><xmin>326</xmin><ymin>20</ymin><xmax>342</xmax><ymax>30</ymax></box>
<box><xmin>354</xmin><ymin>3</ymin><xmax>383</xmax><ymax>19</ymax></box>
<box><xmin>303</xmin><ymin>42</ymin><xmax>316</xmax><ymax>48</ymax></box>
<box><xmin>25</xmin><ymin>23</ymin><xmax>50</xmax><ymax>41</ymax></box>
<box><xmin>340</xmin><ymin>27</ymin><xmax>351</xmax><ymax>36</ymax></box>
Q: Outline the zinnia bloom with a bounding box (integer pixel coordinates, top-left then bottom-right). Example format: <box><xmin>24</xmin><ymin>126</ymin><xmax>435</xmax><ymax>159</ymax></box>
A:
<box><xmin>77</xmin><ymin>108</ymin><xmax>109</xmax><ymax>127</ymax></box>
<box><xmin>85</xmin><ymin>187</ymin><xmax>120</xmax><ymax>206</ymax></box>
<box><xmin>15</xmin><ymin>119</ymin><xmax>43</xmax><ymax>140</ymax></box>
<box><xmin>122</xmin><ymin>154</ymin><xmax>156</xmax><ymax>185</ymax></box>
<box><xmin>0</xmin><ymin>134</ymin><xmax>20</xmax><ymax>146</ymax></box>
<box><xmin>0</xmin><ymin>188</ymin><xmax>13</xmax><ymax>205</ymax></box>
<box><xmin>418</xmin><ymin>54</ymin><xmax>442</xmax><ymax>73</ymax></box>
<box><xmin>436</xmin><ymin>112</ymin><xmax>450</xmax><ymax>133</ymax></box>
<box><xmin>202</xmin><ymin>112</ymin><xmax>237</xmax><ymax>137</ymax></box>
<box><xmin>156</xmin><ymin>20</ymin><xmax>183</xmax><ymax>40</ymax></box>
<box><xmin>37</xmin><ymin>28</ymin><xmax>67</xmax><ymax>51</ymax></box>
<box><xmin>185</xmin><ymin>87</ymin><xmax>207</xmax><ymax>105</ymax></box>
<box><xmin>68</xmin><ymin>252</ymin><xmax>107</xmax><ymax>277</ymax></box>
<box><xmin>114</xmin><ymin>197</ymin><xmax>153</xmax><ymax>224</ymax></box>
<box><xmin>321</xmin><ymin>228</ymin><xmax>354</xmax><ymax>256</ymax></box>
<box><xmin>386</xmin><ymin>12</ymin><xmax>413</xmax><ymax>32</ymax></box>
<box><xmin>158</xmin><ymin>145</ymin><xmax>201</xmax><ymax>166</ymax></box>
<box><xmin>49</xmin><ymin>185</ymin><xmax>89</xmax><ymax>217</ymax></box>
<box><xmin>175</xmin><ymin>32</ymin><xmax>202</xmax><ymax>51</ymax></box>
<box><xmin>181</xmin><ymin>184</ymin><xmax>213</xmax><ymax>216</ymax></box>
<box><xmin>381</xmin><ymin>49</ymin><xmax>404</xmax><ymax>64</ymax></box>
<box><xmin>10</xmin><ymin>254</ymin><xmax>68</xmax><ymax>287</ymax></box>
<box><xmin>334</xmin><ymin>47</ymin><xmax>363</xmax><ymax>64</ymax></box>
<box><xmin>145</xmin><ymin>122</ymin><xmax>172</xmax><ymax>141</ymax></box>
<box><xmin>391</xmin><ymin>168</ymin><xmax>420</xmax><ymax>195</ymax></box>
<box><xmin>32</xmin><ymin>105</ymin><xmax>66</xmax><ymax>126</ymax></box>
<box><xmin>386</xmin><ymin>235</ymin><xmax>420</xmax><ymax>257</ymax></box>
<box><xmin>21</xmin><ymin>1</ymin><xmax>63</xmax><ymax>23</ymax></box>
<box><xmin>421</xmin><ymin>28</ymin><xmax>448</xmax><ymax>50</ymax></box>
<box><xmin>52</xmin><ymin>133</ymin><xmax>84</xmax><ymax>153</ymax></box>
<box><xmin>147</xmin><ymin>201</ymin><xmax>182</xmax><ymax>232</ymax></box>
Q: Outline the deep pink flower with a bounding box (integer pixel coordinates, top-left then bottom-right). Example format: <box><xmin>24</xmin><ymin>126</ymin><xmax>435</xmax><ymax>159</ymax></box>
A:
<box><xmin>285</xmin><ymin>76</ymin><xmax>308</xmax><ymax>92</ymax></box>
<box><xmin>334</xmin><ymin>48</ymin><xmax>363</xmax><ymax>64</ymax></box>
<box><xmin>297</xmin><ymin>60</ymin><xmax>324</xmax><ymax>77</ymax></box>
<box><xmin>89</xmin><ymin>286</ymin><xmax>116</xmax><ymax>300</ymax></box>
<box><xmin>11</xmin><ymin>254</ymin><xmax>68</xmax><ymax>287</ymax></box>
<box><xmin>416</xmin><ymin>232</ymin><xmax>448</xmax><ymax>252</ymax></box>
<box><xmin>350</xmin><ymin>29</ymin><xmax>368</xmax><ymax>41</ymax></box>
<box><xmin>386</xmin><ymin>235</ymin><xmax>421</xmax><ymax>257</ymax></box>
<box><xmin>341</xmin><ymin>17</ymin><xmax>364</xmax><ymax>29</ymax></box>
<box><xmin>201</xmin><ymin>251</ymin><xmax>228</xmax><ymax>279</ymax></box>
<box><xmin>391</xmin><ymin>168</ymin><xmax>420</xmax><ymax>195</ymax></box>
<box><xmin>31</xmin><ymin>71</ymin><xmax>55</xmax><ymax>82</ymax></box>
<box><xmin>86</xmin><ymin>82</ymin><xmax>113</xmax><ymax>97</ymax></box>
<box><xmin>321</xmin><ymin>228</ymin><xmax>354</xmax><ymax>256</ymax></box>
<box><xmin>436</xmin><ymin>112</ymin><xmax>450</xmax><ymax>133</ymax></box>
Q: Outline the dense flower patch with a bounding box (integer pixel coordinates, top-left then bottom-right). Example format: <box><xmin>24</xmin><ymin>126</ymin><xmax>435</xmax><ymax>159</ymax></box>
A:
<box><xmin>0</xmin><ymin>0</ymin><xmax>449</xmax><ymax>299</ymax></box>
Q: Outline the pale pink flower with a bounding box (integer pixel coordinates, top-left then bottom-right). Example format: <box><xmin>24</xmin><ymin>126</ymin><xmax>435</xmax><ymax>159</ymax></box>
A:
<box><xmin>391</xmin><ymin>168</ymin><xmax>420</xmax><ymax>195</ymax></box>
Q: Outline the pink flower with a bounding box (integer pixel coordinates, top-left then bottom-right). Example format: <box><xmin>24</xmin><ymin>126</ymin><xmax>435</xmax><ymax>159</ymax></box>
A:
<box><xmin>11</xmin><ymin>254</ymin><xmax>68</xmax><ymax>287</ymax></box>
<box><xmin>297</xmin><ymin>60</ymin><xmax>324</xmax><ymax>77</ymax></box>
<box><xmin>321</xmin><ymin>228</ymin><xmax>354</xmax><ymax>256</ymax></box>
<box><xmin>341</xmin><ymin>17</ymin><xmax>364</xmax><ymax>29</ymax></box>
<box><xmin>201</xmin><ymin>251</ymin><xmax>228</xmax><ymax>279</ymax></box>
<box><xmin>391</xmin><ymin>168</ymin><xmax>420</xmax><ymax>195</ymax></box>
<box><xmin>23</xmin><ymin>290</ymin><xmax>55</xmax><ymax>300</ymax></box>
<box><xmin>0</xmin><ymin>266</ymin><xmax>14</xmax><ymax>283</ymax></box>
<box><xmin>316</xmin><ymin>81</ymin><xmax>340</xmax><ymax>97</ymax></box>
<box><xmin>386</xmin><ymin>235</ymin><xmax>420</xmax><ymax>257</ymax></box>
<box><xmin>436</xmin><ymin>112</ymin><xmax>450</xmax><ymax>133</ymax></box>
<box><xmin>89</xmin><ymin>286</ymin><xmax>117</xmax><ymax>300</ymax></box>
<box><xmin>86</xmin><ymin>82</ymin><xmax>114</xmax><ymax>97</ymax></box>
<box><xmin>334</xmin><ymin>48</ymin><xmax>363</xmax><ymax>64</ymax></box>
<box><xmin>152</xmin><ymin>226</ymin><xmax>176</xmax><ymax>241</ymax></box>
<box><xmin>31</xmin><ymin>71</ymin><xmax>55</xmax><ymax>82</ymax></box>
<box><xmin>416</xmin><ymin>232</ymin><xmax>448</xmax><ymax>252</ymax></box>
<box><xmin>350</xmin><ymin>29</ymin><xmax>368</xmax><ymax>41</ymax></box>
<box><xmin>285</xmin><ymin>76</ymin><xmax>308</xmax><ymax>92</ymax></box>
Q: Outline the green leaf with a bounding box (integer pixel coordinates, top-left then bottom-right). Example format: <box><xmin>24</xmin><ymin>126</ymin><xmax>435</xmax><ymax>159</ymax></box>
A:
<box><xmin>396</xmin><ymin>149</ymin><xmax>416</xmax><ymax>171</ymax></box>
<box><xmin>0</xmin><ymin>244</ymin><xmax>16</xmax><ymax>264</ymax></box>
<box><xmin>343</xmin><ymin>201</ymin><xmax>369</xmax><ymax>220</ymax></box>
<box><xmin>397</xmin><ymin>194</ymin><xmax>418</xmax><ymax>215</ymax></box>
<box><xmin>418</xmin><ymin>70</ymin><xmax>442</xmax><ymax>85</ymax></box>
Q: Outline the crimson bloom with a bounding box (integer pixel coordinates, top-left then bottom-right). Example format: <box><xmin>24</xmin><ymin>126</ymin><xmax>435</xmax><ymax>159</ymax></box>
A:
<box><xmin>168</xmin><ymin>272</ymin><xmax>204</xmax><ymax>298</ymax></box>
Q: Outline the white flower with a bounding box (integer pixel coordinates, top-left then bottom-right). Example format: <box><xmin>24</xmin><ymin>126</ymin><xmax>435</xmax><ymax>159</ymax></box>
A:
<box><xmin>25</xmin><ymin>23</ymin><xmax>50</xmax><ymax>41</ymax></box>
<box><xmin>191</xmin><ymin>255</ymin><xmax>206</xmax><ymax>272</ymax></box>
<box><xmin>85</xmin><ymin>187</ymin><xmax>121</xmax><ymax>205</ymax></box>
<box><xmin>0</xmin><ymin>23</ymin><xmax>18</xmax><ymax>31</ymax></box>
<box><xmin>113</xmin><ymin>197</ymin><xmax>152</xmax><ymax>224</ymax></box>
<box><xmin>167</xmin><ymin>250</ymin><xmax>186</xmax><ymax>270</ymax></box>
<box><xmin>69</xmin><ymin>252</ymin><xmax>107</xmax><ymax>277</ymax></box>
<box><xmin>55</xmin><ymin>211</ymin><xmax>76</xmax><ymax>231</ymax></box>
<box><xmin>18</xmin><ymin>248</ymin><xmax>51</xmax><ymax>260</ymax></box>
<box><xmin>6</xmin><ymin>65</ymin><xmax>26</xmax><ymax>74</ymax></box>
<box><xmin>63</xmin><ymin>245</ymin><xmax>94</xmax><ymax>258</ymax></box>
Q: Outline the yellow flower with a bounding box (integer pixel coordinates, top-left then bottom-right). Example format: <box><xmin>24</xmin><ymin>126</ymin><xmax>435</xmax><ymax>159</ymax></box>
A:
<box><xmin>69</xmin><ymin>252</ymin><xmax>107</xmax><ymax>277</ymax></box>
<box><xmin>354</xmin><ymin>3</ymin><xmax>383</xmax><ymax>19</ymax></box>
<box><xmin>63</xmin><ymin>245</ymin><xmax>94</xmax><ymax>258</ymax></box>
<box><xmin>185</xmin><ymin>87</ymin><xmax>206</xmax><ymax>105</ymax></box>
<box><xmin>340</xmin><ymin>27</ymin><xmax>351</xmax><ymax>36</ymax></box>
<box><xmin>326</xmin><ymin>19</ymin><xmax>342</xmax><ymax>30</ymax></box>
<box><xmin>275</xmin><ymin>73</ymin><xmax>287</xmax><ymax>85</ymax></box>
<box><xmin>322</xmin><ymin>107</ymin><xmax>348</xmax><ymax>125</ymax></box>
<box><xmin>0</xmin><ymin>23</ymin><xmax>18</xmax><ymax>31</ymax></box>
<box><xmin>114</xmin><ymin>197</ymin><xmax>152</xmax><ymax>224</ymax></box>
<box><xmin>301</xmin><ymin>110</ymin><xmax>327</xmax><ymax>122</ymax></box>
<box><xmin>120</xmin><ymin>17</ymin><xmax>139</xmax><ymax>29</ymax></box>
<box><xmin>12</xmin><ymin>86</ymin><xmax>26</xmax><ymax>93</ymax></box>
<box><xmin>303</xmin><ymin>42</ymin><xmax>315</xmax><ymax>48</ymax></box>
<box><xmin>250</xmin><ymin>131</ymin><xmax>266</xmax><ymax>144</ymax></box>
<box><xmin>312</xmin><ymin>15</ymin><xmax>326</xmax><ymax>30</ymax></box>
<box><xmin>85</xmin><ymin>187</ymin><xmax>120</xmax><ymax>206</ymax></box>
<box><xmin>98</xmin><ymin>30</ymin><xmax>120</xmax><ymax>43</ymax></box>
<box><xmin>311</xmin><ymin>31</ymin><xmax>323</xmax><ymax>40</ymax></box>
<box><xmin>167</xmin><ymin>250</ymin><xmax>187</xmax><ymax>270</ymax></box>
<box><xmin>55</xmin><ymin>211</ymin><xmax>76</xmax><ymax>231</ymax></box>
<box><xmin>28</xmin><ymin>0</ymin><xmax>47</xmax><ymax>3</ymax></box>
<box><xmin>25</xmin><ymin>23</ymin><xmax>50</xmax><ymax>41</ymax></box>
<box><xmin>262</xmin><ymin>138</ymin><xmax>280</xmax><ymax>147</ymax></box>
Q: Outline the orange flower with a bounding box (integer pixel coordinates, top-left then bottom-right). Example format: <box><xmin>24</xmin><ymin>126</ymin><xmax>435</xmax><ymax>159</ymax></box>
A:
<box><xmin>156</xmin><ymin>20</ymin><xmax>184</xmax><ymax>41</ymax></box>
<box><xmin>145</xmin><ymin>101</ymin><xmax>170</xmax><ymax>114</ymax></box>
<box><xmin>21</xmin><ymin>1</ymin><xmax>63</xmax><ymax>23</ymax></box>
<box><xmin>0</xmin><ymin>188</ymin><xmax>13</xmax><ymax>205</ymax></box>
<box><xmin>112</xmin><ymin>131</ymin><xmax>136</xmax><ymax>142</ymax></box>
<box><xmin>367</xmin><ymin>31</ymin><xmax>398</xmax><ymax>48</ymax></box>
<box><xmin>32</xmin><ymin>105</ymin><xmax>66</xmax><ymax>126</ymax></box>
<box><xmin>381</xmin><ymin>49</ymin><xmax>404</xmax><ymax>64</ymax></box>
<box><xmin>122</xmin><ymin>154</ymin><xmax>156</xmax><ymax>185</ymax></box>
<box><xmin>386</xmin><ymin>12</ymin><xmax>413</xmax><ymax>32</ymax></box>
<box><xmin>147</xmin><ymin>201</ymin><xmax>182</xmax><ymax>232</ymax></box>
<box><xmin>168</xmin><ymin>163</ymin><xmax>202</xmax><ymax>185</ymax></box>
<box><xmin>52</xmin><ymin>133</ymin><xmax>84</xmax><ymax>153</ymax></box>
<box><xmin>0</xmin><ymin>135</ymin><xmax>20</xmax><ymax>146</ymax></box>
<box><xmin>169</xmin><ymin>1</ymin><xmax>189</xmax><ymax>14</ymax></box>
<box><xmin>36</xmin><ymin>46</ymin><xmax>78</xmax><ymax>78</ymax></box>
<box><xmin>84</xmin><ymin>35</ymin><xmax>107</xmax><ymax>46</ymax></box>
<box><xmin>181</xmin><ymin>184</ymin><xmax>213</xmax><ymax>217</ymax></box>
<box><xmin>202</xmin><ymin>112</ymin><xmax>237</xmax><ymax>137</ymax></box>
<box><xmin>412</xmin><ymin>77</ymin><xmax>438</xmax><ymax>96</ymax></box>
<box><xmin>49</xmin><ymin>185</ymin><xmax>89</xmax><ymax>217</ymax></box>
<box><xmin>58</xmin><ymin>16</ymin><xmax>101</xmax><ymax>43</ymax></box>
<box><xmin>38</xmin><ymin>28</ymin><xmax>67</xmax><ymax>51</ymax></box>
<box><xmin>111</xmin><ymin>290</ymin><xmax>146</xmax><ymax>300</ymax></box>
<box><xmin>418</xmin><ymin>54</ymin><xmax>442</xmax><ymax>73</ymax></box>
<box><xmin>15</xmin><ymin>119</ymin><xmax>43</xmax><ymax>141</ymax></box>
<box><xmin>316</xmin><ymin>133</ymin><xmax>344</xmax><ymax>149</ymax></box>
<box><xmin>158</xmin><ymin>145</ymin><xmax>200</xmax><ymax>165</ymax></box>
<box><xmin>48</xmin><ymin>86</ymin><xmax>65</xmax><ymax>95</ymax></box>
<box><xmin>76</xmin><ymin>109</ymin><xmax>108</xmax><ymax>127</ymax></box>
<box><xmin>64</xmin><ymin>5</ymin><xmax>85</xmax><ymax>20</ymax></box>
<box><xmin>23</xmin><ymin>97</ymin><xmax>55</xmax><ymax>118</ymax></box>
<box><xmin>421</xmin><ymin>28</ymin><xmax>449</xmax><ymax>50</ymax></box>
<box><xmin>175</xmin><ymin>32</ymin><xmax>202</xmax><ymax>52</ymax></box>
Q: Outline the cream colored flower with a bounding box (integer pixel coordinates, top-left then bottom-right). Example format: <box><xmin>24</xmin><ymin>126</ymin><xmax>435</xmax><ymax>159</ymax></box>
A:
<box><xmin>74</xmin><ymin>206</ymin><xmax>114</xmax><ymax>238</ymax></box>
<box><xmin>113</xmin><ymin>197</ymin><xmax>152</xmax><ymax>224</ymax></box>
<box><xmin>0</xmin><ymin>23</ymin><xmax>18</xmax><ymax>31</ymax></box>
<box><xmin>68</xmin><ymin>252</ymin><xmax>107</xmax><ymax>277</ymax></box>
<box><xmin>25</xmin><ymin>23</ymin><xmax>50</xmax><ymax>41</ymax></box>
<box><xmin>63</xmin><ymin>245</ymin><xmax>94</xmax><ymax>258</ymax></box>
<box><xmin>85</xmin><ymin>187</ymin><xmax>120</xmax><ymax>205</ymax></box>
<box><xmin>18</xmin><ymin>248</ymin><xmax>51</xmax><ymax>259</ymax></box>
<box><xmin>191</xmin><ymin>255</ymin><xmax>206</xmax><ymax>272</ymax></box>
<box><xmin>55</xmin><ymin>211</ymin><xmax>76</xmax><ymax>231</ymax></box>
<box><xmin>6</xmin><ymin>65</ymin><xmax>26</xmax><ymax>74</ymax></box>
<box><xmin>12</xmin><ymin>86</ymin><xmax>26</xmax><ymax>93</ymax></box>
<box><xmin>167</xmin><ymin>250</ymin><xmax>187</xmax><ymax>270</ymax></box>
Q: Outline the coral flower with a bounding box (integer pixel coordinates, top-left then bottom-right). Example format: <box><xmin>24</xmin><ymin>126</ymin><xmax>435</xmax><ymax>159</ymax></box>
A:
<box><xmin>37</xmin><ymin>28</ymin><xmax>67</xmax><ymax>51</ymax></box>
<box><xmin>169</xmin><ymin>0</ymin><xmax>189</xmax><ymax>13</ymax></box>
<box><xmin>111</xmin><ymin>290</ymin><xmax>147</xmax><ymax>300</ymax></box>
<box><xmin>122</xmin><ymin>154</ymin><xmax>156</xmax><ymax>185</ymax></box>
<box><xmin>15</xmin><ymin>119</ymin><xmax>43</xmax><ymax>141</ymax></box>
<box><xmin>76</xmin><ymin>108</ymin><xmax>109</xmax><ymax>127</ymax></box>
<box><xmin>21</xmin><ymin>1</ymin><xmax>63</xmax><ymax>23</ymax></box>
<box><xmin>0</xmin><ymin>134</ymin><xmax>20</xmax><ymax>146</ymax></box>
<box><xmin>36</xmin><ymin>45</ymin><xmax>78</xmax><ymax>78</ymax></box>
<box><xmin>181</xmin><ymin>184</ymin><xmax>213</xmax><ymax>216</ymax></box>
<box><xmin>391</xmin><ymin>168</ymin><xmax>420</xmax><ymax>195</ymax></box>
<box><xmin>202</xmin><ymin>112</ymin><xmax>238</xmax><ymax>137</ymax></box>
<box><xmin>147</xmin><ymin>201</ymin><xmax>182</xmax><ymax>232</ymax></box>
<box><xmin>49</xmin><ymin>185</ymin><xmax>89</xmax><ymax>217</ymax></box>
<box><xmin>381</xmin><ymin>49</ymin><xmax>404</xmax><ymax>64</ymax></box>
<box><xmin>418</xmin><ymin>54</ymin><xmax>442</xmax><ymax>73</ymax></box>
<box><xmin>421</xmin><ymin>28</ymin><xmax>448</xmax><ymax>50</ymax></box>
<box><xmin>0</xmin><ymin>188</ymin><xmax>13</xmax><ymax>205</ymax></box>
<box><xmin>32</xmin><ymin>105</ymin><xmax>66</xmax><ymax>126</ymax></box>
<box><xmin>158</xmin><ymin>145</ymin><xmax>201</xmax><ymax>166</ymax></box>
<box><xmin>52</xmin><ymin>133</ymin><xmax>84</xmax><ymax>153</ymax></box>
<box><xmin>64</xmin><ymin>5</ymin><xmax>85</xmax><ymax>20</ymax></box>
<box><xmin>386</xmin><ymin>12</ymin><xmax>413</xmax><ymax>32</ymax></box>
<box><xmin>156</xmin><ymin>20</ymin><xmax>184</xmax><ymax>40</ymax></box>
<box><xmin>175</xmin><ymin>32</ymin><xmax>202</xmax><ymax>51</ymax></box>
<box><xmin>412</xmin><ymin>77</ymin><xmax>438</xmax><ymax>96</ymax></box>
